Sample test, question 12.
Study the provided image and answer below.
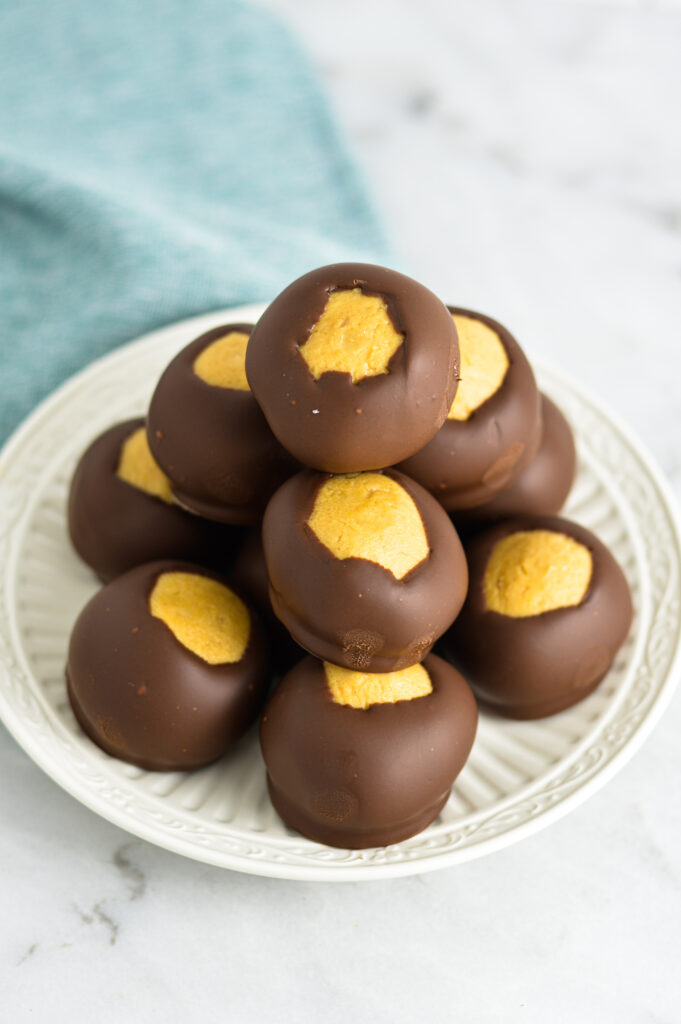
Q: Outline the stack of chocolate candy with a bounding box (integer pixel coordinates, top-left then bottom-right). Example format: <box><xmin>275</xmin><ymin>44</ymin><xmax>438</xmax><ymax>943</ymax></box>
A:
<box><xmin>66</xmin><ymin>263</ymin><xmax>632</xmax><ymax>849</ymax></box>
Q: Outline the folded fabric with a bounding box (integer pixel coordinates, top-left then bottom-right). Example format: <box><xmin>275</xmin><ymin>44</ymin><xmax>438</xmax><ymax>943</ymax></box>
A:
<box><xmin>0</xmin><ymin>0</ymin><xmax>389</xmax><ymax>441</ymax></box>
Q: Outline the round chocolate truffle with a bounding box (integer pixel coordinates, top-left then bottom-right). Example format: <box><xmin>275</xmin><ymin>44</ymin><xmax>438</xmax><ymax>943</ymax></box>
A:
<box><xmin>147</xmin><ymin>324</ymin><xmax>297</xmax><ymax>524</ymax></box>
<box><xmin>443</xmin><ymin>516</ymin><xmax>633</xmax><ymax>719</ymax></box>
<box><xmin>398</xmin><ymin>308</ymin><xmax>542</xmax><ymax>510</ymax></box>
<box><xmin>232</xmin><ymin>529</ymin><xmax>273</xmax><ymax>620</ymax></box>
<box><xmin>231</xmin><ymin>529</ymin><xmax>305</xmax><ymax>675</ymax></box>
<box><xmin>68</xmin><ymin>419</ymin><xmax>243</xmax><ymax>582</ymax></box>
<box><xmin>67</xmin><ymin>561</ymin><xmax>269</xmax><ymax>770</ymax></box>
<box><xmin>260</xmin><ymin>654</ymin><xmax>478</xmax><ymax>848</ymax></box>
<box><xmin>245</xmin><ymin>263</ymin><xmax>459</xmax><ymax>473</ymax></box>
<box><xmin>452</xmin><ymin>394</ymin><xmax>577</xmax><ymax>530</ymax></box>
<box><xmin>263</xmin><ymin>468</ymin><xmax>468</xmax><ymax>672</ymax></box>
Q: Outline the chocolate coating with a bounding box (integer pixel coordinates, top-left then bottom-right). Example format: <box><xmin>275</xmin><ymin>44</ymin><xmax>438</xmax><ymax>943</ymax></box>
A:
<box><xmin>68</xmin><ymin>419</ymin><xmax>244</xmax><ymax>582</ymax></box>
<box><xmin>397</xmin><ymin>308</ymin><xmax>542</xmax><ymax>510</ymax></box>
<box><xmin>232</xmin><ymin>529</ymin><xmax>272</xmax><ymax>619</ymax></box>
<box><xmin>245</xmin><ymin>263</ymin><xmax>459</xmax><ymax>473</ymax></box>
<box><xmin>263</xmin><ymin>468</ymin><xmax>468</xmax><ymax>672</ymax></box>
<box><xmin>147</xmin><ymin>325</ymin><xmax>298</xmax><ymax>524</ymax></box>
<box><xmin>231</xmin><ymin>529</ymin><xmax>305</xmax><ymax>675</ymax></box>
<box><xmin>443</xmin><ymin>516</ymin><xmax>633</xmax><ymax>719</ymax></box>
<box><xmin>452</xmin><ymin>394</ymin><xmax>577</xmax><ymax>531</ymax></box>
<box><xmin>67</xmin><ymin>561</ymin><xmax>269</xmax><ymax>771</ymax></box>
<box><xmin>260</xmin><ymin>654</ymin><xmax>478</xmax><ymax>848</ymax></box>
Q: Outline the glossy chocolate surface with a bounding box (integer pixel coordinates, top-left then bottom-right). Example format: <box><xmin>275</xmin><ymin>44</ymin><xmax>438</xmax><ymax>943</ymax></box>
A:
<box><xmin>245</xmin><ymin>263</ymin><xmax>459</xmax><ymax>473</ymax></box>
<box><xmin>263</xmin><ymin>468</ymin><xmax>469</xmax><ymax>672</ymax></box>
<box><xmin>232</xmin><ymin>529</ymin><xmax>272</xmax><ymax>618</ymax></box>
<box><xmin>68</xmin><ymin>419</ymin><xmax>244</xmax><ymax>582</ymax></box>
<box><xmin>260</xmin><ymin>654</ymin><xmax>478</xmax><ymax>848</ymax></box>
<box><xmin>147</xmin><ymin>325</ymin><xmax>297</xmax><ymax>524</ymax></box>
<box><xmin>231</xmin><ymin>529</ymin><xmax>305</xmax><ymax>675</ymax></box>
<box><xmin>452</xmin><ymin>394</ymin><xmax>576</xmax><ymax>530</ymax></box>
<box><xmin>67</xmin><ymin>560</ymin><xmax>269</xmax><ymax>771</ymax></box>
<box><xmin>397</xmin><ymin>307</ymin><xmax>542</xmax><ymax>510</ymax></box>
<box><xmin>443</xmin><ymin>515</ymin><xmax>633</xmax><ymax>719</ymax></box>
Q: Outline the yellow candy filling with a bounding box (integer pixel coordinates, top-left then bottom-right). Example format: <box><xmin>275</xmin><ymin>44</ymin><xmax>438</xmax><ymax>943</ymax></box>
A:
<box><xmin>299</xmin><ymin>288</ymin><xmax>403</xmax><ymax>383</ymax></box>
<box><xmin>484</xmin><ymin>530</ymin><xmax>592</xmax><ymax>618</ymax></box>
<box><xmin>150</xmin><ymin>572</ymin><xmax>250</xmax><ymax>664</ymax></box>
<box><xmin>448</xmin><ymin>315</ymin><xmax>509</xmax><ymax>421</ymax></box>
<box><xmin>308</xmin><ymin>473</ymin><xmax>429</xmax><ymax>580</ymax></box>
<box><xmin>325</xmin><ymin>661</ymin><xmax>432</xmax><ymax>708</ymax></box>
<box><xmin>117</xmin><ymin>427</ymin><xmax>173</xmax><ymax>503</ymax></box>
<box><xmin>193</xmin><ymin>331</ymin><xmax>251</xmax><ymax>390</ymax></box>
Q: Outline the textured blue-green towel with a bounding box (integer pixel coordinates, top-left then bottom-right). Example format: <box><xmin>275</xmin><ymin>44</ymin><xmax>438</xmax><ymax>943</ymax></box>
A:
<box><xmin>0</xmin><ymin>0</ymin><xmax>389</xmax><ymax>442</ymax></box>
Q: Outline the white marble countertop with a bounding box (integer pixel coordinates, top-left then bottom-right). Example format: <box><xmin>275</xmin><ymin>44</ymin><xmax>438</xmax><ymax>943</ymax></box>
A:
<box><xmin>3</xmin><ymin>1</ymin><xmax>681</xmax><ymax>1020</ymax></box>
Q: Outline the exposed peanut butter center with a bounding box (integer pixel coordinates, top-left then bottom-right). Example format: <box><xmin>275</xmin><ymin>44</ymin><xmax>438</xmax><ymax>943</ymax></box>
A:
<box><xmin>149</xmin><ymin>572</ymin><xmax>250</xmax><ymax>664</ymax></box>
<box><xmin>448</xmin><ymin>315</ymin><xmax>509</xmax><ymax>421</ymax></box>
<box><xmin>308</xmin><ymin>473</ymin><xmax>429</xmax><ymax>580</ymax></box>
<box><xmin>298</xmin><ymin>288</ymin><xmax>404</xmax><ymax>383</ymax></box>
<box><xmin>484</xmin><ymin>530</ymin><xmax>592</xmax><ymax>618</ymax></box>
<box><xmin>117</xmin><ymin>427</ymin><xmax>173</xmax><ymax>503</ymax></box>
<box><xmin>192</xmin><ymin>331</ymin><xmax>251</xmax><ymax>390</ymax></box>
<box><xmin>325</xmin><ymin>661</ymin><xmax>432</xmax><ymax>708</ymax></box>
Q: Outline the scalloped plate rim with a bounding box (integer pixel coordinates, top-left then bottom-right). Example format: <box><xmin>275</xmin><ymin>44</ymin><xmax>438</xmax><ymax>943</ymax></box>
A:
<box><xmin>0</xmin><ymin>303</ymin><xmax>680</xmax><ymax>881</ymax></box>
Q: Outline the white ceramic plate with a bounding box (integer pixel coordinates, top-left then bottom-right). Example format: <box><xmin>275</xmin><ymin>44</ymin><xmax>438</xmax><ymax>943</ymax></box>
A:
<box><xmin>1</xmin><ymin>305</ymin><xmax>680</xmax><ymax>881</ymax></box>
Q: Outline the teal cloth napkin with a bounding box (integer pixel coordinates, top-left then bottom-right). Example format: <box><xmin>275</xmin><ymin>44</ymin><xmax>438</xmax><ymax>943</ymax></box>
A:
<box><xmin>0</xmin><ymin>0</ymin><xmax>389</xmax><ymax>442</ymax></box>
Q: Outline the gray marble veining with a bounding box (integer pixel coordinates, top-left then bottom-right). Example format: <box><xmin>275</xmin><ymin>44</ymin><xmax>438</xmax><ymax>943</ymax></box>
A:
<box><xmin>3</xmin><ymin>2</ymin><xmax>681</xmax><ymax>1021</ymax></box>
